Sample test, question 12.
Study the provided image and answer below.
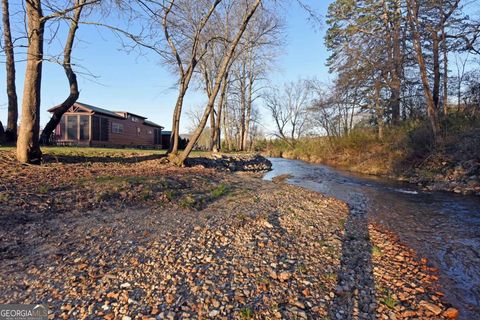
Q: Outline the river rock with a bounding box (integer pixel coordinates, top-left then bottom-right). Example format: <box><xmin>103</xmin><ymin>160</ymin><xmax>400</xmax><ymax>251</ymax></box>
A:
<box><xmin>419</xmin><ymin>300</ymin><xmax>442</xmax><ymax>315</ymax></box>
<box><xmin>443</xmin><ymin>308</ymin><xmax>459</xmax><ymax>319</ymax></box>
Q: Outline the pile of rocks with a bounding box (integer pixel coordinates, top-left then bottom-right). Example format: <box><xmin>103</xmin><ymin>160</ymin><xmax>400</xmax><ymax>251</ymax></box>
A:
<box><xmin>186</xmin><ymin>153</ymin><xmax>272</xmax><ymax>172</ymax></box>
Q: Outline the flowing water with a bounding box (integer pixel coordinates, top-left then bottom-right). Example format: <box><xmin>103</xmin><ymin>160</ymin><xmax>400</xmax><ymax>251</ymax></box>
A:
<box><xmin>263</xmin><ymin>158</ymin><xmax>480</xmax><ymax>319</ymax></box>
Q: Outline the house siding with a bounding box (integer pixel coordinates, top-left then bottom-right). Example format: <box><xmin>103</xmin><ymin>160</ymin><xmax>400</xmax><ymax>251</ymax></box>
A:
<box><xmin>108</xmin><ymin>117</ymin><xmax>159</xmax><ymax>146</ymax></box>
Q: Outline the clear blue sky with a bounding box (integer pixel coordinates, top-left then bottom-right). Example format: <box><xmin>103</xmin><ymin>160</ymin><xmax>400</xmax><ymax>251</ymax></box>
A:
<box><xmin>0</xmin><ymin>0</ymin><xmax>332</xmax><ymax>133</ymax></box>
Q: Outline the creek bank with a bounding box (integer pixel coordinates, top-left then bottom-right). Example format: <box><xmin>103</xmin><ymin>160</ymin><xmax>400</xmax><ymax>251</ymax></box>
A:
<box><xmin>272</xmin><ymin>152</ymin><xmax>480</xmax><ymax>196</ymax></box>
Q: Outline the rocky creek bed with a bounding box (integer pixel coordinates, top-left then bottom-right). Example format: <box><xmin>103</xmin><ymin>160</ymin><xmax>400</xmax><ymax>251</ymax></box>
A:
<box><xmin>0</xmin><ymin>150</ymin><xmax>459</xmax><ymax>319</ymax></box>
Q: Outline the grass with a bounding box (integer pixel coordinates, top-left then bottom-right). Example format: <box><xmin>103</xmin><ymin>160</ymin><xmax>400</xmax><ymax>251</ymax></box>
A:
<box><xmin>381</xmin><ymin>292</ymin><xmax>398</xmax><ymax>309</ymax></box>
<box><xmin>0</xmin><ymin>146</ymin><xmax>212</xmax><ymax>159</ymax></box>
<box><xmin>240</xmin><ymin>307</ymin><xmax>253</xmax><ymax>320</ymax></box>
<box><xmin>37</xmin><ymin>184</ymin><xmax>51</xmax><ymax>194</ymax></box>
<box><xmin>0</xmin><ymin>193</ymin><xmax>9</xmax><ymax>202</ymax></box>
<box><xmin>179</xmin><ymin>194</ymin><xmax>198</xmax><ymax>209</ymax></box>
<box><xmin>95</xmin><ymin>175</ymin><xmax>150</xmax><ymax>185</ymax></box>
<box><xmin>211</xmin><ymin>183</ymin><xmax>230</xmax><ymax>198</ymax></box>
<box><xmin>296</xmin><ymin>263</ymin><xmax>307</xmax><ymax>274</ymax></box>
<box><xmin>236</xmin><ymin>213</ymin><xmax>248</xmax><ymax>222</ymax></box>
<box><xmin>323</xmin><ymin>272</ymin><xmax>336</xmax><ymax>281</ymax></box>
<box><xmin>371</xmin><ymin>245</ymin><xmax>383</xmax><ymax>256</ymax></box>
<box><xmin>164</xmin><ymin>190</ymin><xmax>176</xmax><ymax>201</ymax></box>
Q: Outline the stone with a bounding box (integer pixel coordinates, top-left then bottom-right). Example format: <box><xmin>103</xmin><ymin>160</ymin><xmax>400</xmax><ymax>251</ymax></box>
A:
<box><xmin>208</xmin><ymin>310</ymin><xmax>220</xmax><ymax>317</ymax></box>
<box><xmin>263</xmin><ymin>221</ymin><xmax>274</xmax><ymax>229</ymax></box>
<box><xmin>278</xmin><ymin>272</ymin><xmax>291</xmax><ymax>282</ymax></box>
<box><xmin>419</xmin><ymin>300</ymin><xmax>442</xmax><ymax>315</ymax></box>
<box><xmin>165</xmin><ymin>294</ymin><xmax>175</xmax><ymax>305</ymax></box>
<box><xmin>443</xmin><ymin>308</ymin><xmax>459</xmax><ymax>319</ymax></box>
<box><xmin>211</xmin><ymin>299</ymin><xmax>221</xmax><ymax>308</ymax></box>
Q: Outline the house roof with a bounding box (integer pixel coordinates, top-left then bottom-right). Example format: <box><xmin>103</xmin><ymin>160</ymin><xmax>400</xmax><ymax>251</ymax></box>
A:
<box><xmin>144</xmin><ymin>120</ymin><xmax>164</xmax><ymax>129</ymax></box>
<box><xmin>114</xmin><ymin>111</ymin><xmax>147</xmax><ymax>119</ymax></box>
<box><xmin>80</xmin><ymin>103</ymin><xmax>126</xmax><ymax>119</ymax></box>
<box><xmin>48</xmin><ymin>102</ymin><xmax>125</xmax><ymax>119</ymax></box>
<box><xmin>48</xmin><ymin>102</ymin><xmax>161</xmax><ymax>125</ymax></box>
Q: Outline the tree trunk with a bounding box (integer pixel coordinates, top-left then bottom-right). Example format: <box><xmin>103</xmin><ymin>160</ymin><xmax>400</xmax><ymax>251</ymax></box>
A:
<box><xmin>40</xmin><ymin>0</ymin><xmax>83</xmax><ymax>145</ymax></box>
<box><xmin>239</xmin><ymin>63</ymin><xmax>247</xmax><ymax>150</ymax></box>
<box><xmin>390</xmin><ymin>0</ymin><xmax>402</xmax><ymax>124</ymax></box>
<box><xmin>407</xmin><ymin>0</ymin><xmax>440</xmax><ymax>140</ymax></box>
<box><xmin>17</xmin><ymin>0</ymin><xmax>44</xmax><ymax>164</ymax></box>
<box><xmin>2</xmin><ymin>0</ymin><xmax>18</xmax><ymax>143</ymax></box>
<box><xmin>432</xmin><ymin>31</ymin><xmax>441</xmax><ymax>110</ymax></box>
<box><xmin>0</xmin><ymin>121</ymin><xmax>5</xmax><ymax>144</ymax></box>
<box><xmin>214</xmin><ymin>71</ymin><xmax>229</xmax><ymax>152</ymax></box>
<box><xmin>442</xmin><ymin>26</ymin><xmax>448</xmax><ymax>116</ymax></box>
<box><xmin>223</xmin><ymin>101</ymin><xmax>232</xmax><ymax>151</ymax></box>
<box><xmin>168</xmin><ymin>84</ymin><xmax>187</xmax><ymax>155</ymax></box>
<box><xmin>375</xmin><ymin>81</ymin><xmax>384</xmax><ymax>140</ymax></box>
<box><xmin>208</xmin><ymin>107</ymin><xmax>216</xmax><ymax>151</ymax></box>
<box><xmin>242</xmin><ymin>71</ymin><xmax>254</xmax><ymax>151</ymax></box>
<box><xmin>173</xmin><ymin>0</ymin><xmax>262</xmax><ymax>165</ymax></box>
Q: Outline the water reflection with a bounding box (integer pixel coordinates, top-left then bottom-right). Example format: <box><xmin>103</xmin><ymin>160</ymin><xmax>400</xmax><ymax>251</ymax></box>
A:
<box><xmin>264</xmin><ymin>158</ymin><xmax>480</xmax><ymax>319</ymax></box>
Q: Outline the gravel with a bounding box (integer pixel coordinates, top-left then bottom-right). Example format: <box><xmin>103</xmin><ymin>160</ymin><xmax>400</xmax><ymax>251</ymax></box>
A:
<box><xmin>0</xmin><ymin>151</ymin><xmax>457</xmax><ymax>319</ymax></box>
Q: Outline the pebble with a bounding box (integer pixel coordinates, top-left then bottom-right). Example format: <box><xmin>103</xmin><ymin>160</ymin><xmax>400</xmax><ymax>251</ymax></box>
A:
<box><xmin>0</xmin><ymin>160</ymin><xmax>456</xmax><ymax>319</ymax></box>
<box><xmin>443</xmin><ymin>308</ymin><xmax>459</xmax><ymax>319</ymax></box>
<box><xmin>419</xmin><ymin>300</ymin><xmax>443</xmax><ymax>315</ymax></box>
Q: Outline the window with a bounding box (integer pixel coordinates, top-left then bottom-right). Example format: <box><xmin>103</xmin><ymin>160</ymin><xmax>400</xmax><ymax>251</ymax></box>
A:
<box><xmin>67</xmin><ymin>115</ymin><xmax>78</xmax><ymax>140</ymax></box>
<box><xmin>131</xmin><ymin>116</ymin><xmax>138</xmax><ymax>122</ymax></box>
<box><xmin>137</xmin><ymin>127</ymin><xmax>141</xmax><ymax>135</ymax></box>
<box><xmin>92</xmin><ymin>116</ymin><xmax>109</xmax><ymax>141</ymax></box>
<box><xmin>57</xmin><ymin>116</ymin><xmax>66</xmax><ymax>139</ymax></box>
<box><xmin>79</xmin><ymin>116</ymin><xmax>90</xmax><ymax>140</ymax></box>
<box><xmin>148</xmin><ymin>130</ymin><xmax>153</xmax><ymax>135</ymax></box>
<box><xmin>112</xmin><ymin>122</ymin><xmax>124</xmax><ymax>134</ymax></box>
<box><xmin>154</xmin><ymin>129</ymin><xmax>161</xmax><ymax>145</ymax></box>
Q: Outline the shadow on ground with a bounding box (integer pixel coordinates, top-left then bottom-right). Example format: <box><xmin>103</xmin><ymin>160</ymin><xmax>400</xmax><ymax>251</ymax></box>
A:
<box><xmin>329</xmin><ymin>194</ymin><xmax>377</xmax><ymax>320</ymax></box>
<box><xmin>43</xmin><ymin>153</ymin><xmax>165</xmax><ymax>164</ymax></box>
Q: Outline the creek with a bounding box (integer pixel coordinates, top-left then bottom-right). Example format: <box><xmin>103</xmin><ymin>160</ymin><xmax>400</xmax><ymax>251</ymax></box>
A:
<box><xmin>264</xmin><ymin>158</ymin><xmax>480</xmax><ymax>319</ymax></box>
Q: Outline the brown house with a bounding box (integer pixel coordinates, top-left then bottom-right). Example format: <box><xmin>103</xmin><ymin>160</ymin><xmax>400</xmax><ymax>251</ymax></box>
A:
<box><xmin>49</xmin><ymin>102</ymin><xmax>164</xmax><ymax>148</ymax></box>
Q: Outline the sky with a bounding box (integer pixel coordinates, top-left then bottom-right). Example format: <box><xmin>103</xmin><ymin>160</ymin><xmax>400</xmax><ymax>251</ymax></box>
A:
<box><xmin>0</xmin><ymin>0</ymin><xmax>333</xmax><ymax>134</ymax></box>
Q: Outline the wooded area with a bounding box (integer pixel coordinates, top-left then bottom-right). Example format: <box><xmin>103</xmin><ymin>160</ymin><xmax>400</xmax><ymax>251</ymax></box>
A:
<box><xmin>263</xmin><ymin>0</ymin><xmax>480</xmax><ymax>149</ymax></box>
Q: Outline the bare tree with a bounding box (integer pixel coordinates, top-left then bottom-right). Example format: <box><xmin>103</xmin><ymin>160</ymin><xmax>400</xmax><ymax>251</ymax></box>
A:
<box><xmin>171</xmin><ymin>0</ymin><xmax>262</xmax><ymax>165</ymax></box>
<box><xmin>156</xmin><ymin>0</ymin><xmax>223</xmax><ymax>156</ymax></box>
<box><xmin>16</xmin><ymin>0</ymin><xmax>99</xmax><ymax>163</ymax></box>
<box><xmin>265</xmin><ymin>79</ymin><xmax>312</xmax><ymax>146</ymax></box>
<box><xmin>1</xmin><ymin>0</ymin><xmax>17</xmax><ymax>143</ymax></box>
<box><xmin>40</xmin><ymin>0</ymin><xmax>88</xmax><ymax>144</ymax></box>
<box><xmin>16</xmin><ymin>0</ymin><xmax>45</xmax><ymax>164</ymax></box>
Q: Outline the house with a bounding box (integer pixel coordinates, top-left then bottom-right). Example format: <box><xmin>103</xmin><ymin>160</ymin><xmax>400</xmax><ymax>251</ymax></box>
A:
<box><xmin>159</xmin><ymin>131</ymin><xmax>190</xmax><ymax>150</ymax></box>
<box><xmin>161</xmin><ymin>131</ymin><xmax>172</xmax><ymax>149</ymax></box>
<box><xmin>49</xmin><ymin>102</ymin><xmax>164</xmax><ymax>148</ymax></box>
